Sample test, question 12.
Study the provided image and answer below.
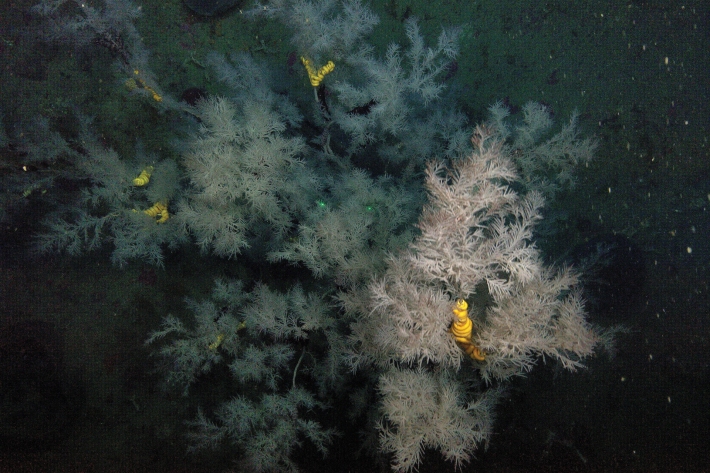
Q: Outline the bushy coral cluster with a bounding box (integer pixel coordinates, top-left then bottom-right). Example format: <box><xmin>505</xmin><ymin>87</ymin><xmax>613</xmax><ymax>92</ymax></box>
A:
<box><xmin>23</xmin><ymin>0</ymin><xmax>607</xmax><ymax>471</ymax></box>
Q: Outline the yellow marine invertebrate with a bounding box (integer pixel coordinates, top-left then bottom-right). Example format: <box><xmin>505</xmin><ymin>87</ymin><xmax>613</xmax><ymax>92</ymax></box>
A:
<box><xmin>208</xmin><ymin>333</ymin><xmax>225</xmax><ymax>351</ymax></box>
<box><xmin>125</xmin><ymin>69</ymin><xmax>163</xmax><ymax>102</ymax></box>
<box><xmin>450</xmin><ymin>299</ymin><xmax>486</xmax><ymax>361</ymax></box>
<box><xmin>208</xmin><ymin>321</ymin><xmax>247</xmax><ymax>351</ymax></box>
<box><xmin>300</xmin><ymin>57</ymin><xmax>335</xmax><ymax>87</ymax></box>
<box><xmin>144</xmin><ymin>201</ymin><xmax>169</xmax><ymax>223</ymax></box>
<box><xmin>133</xmin><ymin>166</ymin><xmax>154</xmax><ymax>186</ymax></box>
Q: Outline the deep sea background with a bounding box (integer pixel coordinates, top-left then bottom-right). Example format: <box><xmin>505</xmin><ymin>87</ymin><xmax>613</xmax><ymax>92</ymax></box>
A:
<box><xmin>0</xmin><ymin>0</ymin><xmax>708</xmax><ymax>471</ymax></box>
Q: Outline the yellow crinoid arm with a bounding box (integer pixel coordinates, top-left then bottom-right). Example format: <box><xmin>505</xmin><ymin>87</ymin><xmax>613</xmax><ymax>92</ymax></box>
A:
<box><xmin>155</xmin><ymin>206</ymin><xmax>169</xmax><ymax>223</ymax></box>
<box><xmin>301</xmin><ymin>56</ymin><xmax>335</xmax><ymax>87</ymax></box>
<box><xmin>144</xmin><ymin>201</ymin><xmax>169</xmax><ymax>223</ymax></box>
<box><xmin>132</xmin><ymin>69</ymin><xmax>163</xmax><ymax>102</ymax></box>
<box><xmin>208</xmin><ymin>333</ymin><xmax>225</xmax><ymax>351</ymax></box>
<box><xmin>133</xmin><ymin>166</ymin><xmax>154</xmax><ymax>186</ymax></box>
<box><xmin>462</xmin><ymin>343</ymin><xmax>486</xmax><ymax>362</ymax></box>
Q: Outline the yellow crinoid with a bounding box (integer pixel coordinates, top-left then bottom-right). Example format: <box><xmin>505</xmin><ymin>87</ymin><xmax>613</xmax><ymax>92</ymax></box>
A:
<box><xmin>129</xmin><ymin>69</ymin><xmax>163</xmax><ymax>103</ymax></box>
<box><xmin>133</xmin><ymin>166</ymin><xmax>154</xmax><ymax>186</ymax></box>
<box><xmin>450</xmin><ymin>299</ymin><xmax>485</xmax><ymax>361</ymax></box>
<box><xmin>300</xmin><ymin>57</ymin><xmax>335</xmax><ymax>87</ymax></box>
<box><xmin>144</xmin><ymin>200</ymin><xmax>169</xmax><ymax>223</ymax></box>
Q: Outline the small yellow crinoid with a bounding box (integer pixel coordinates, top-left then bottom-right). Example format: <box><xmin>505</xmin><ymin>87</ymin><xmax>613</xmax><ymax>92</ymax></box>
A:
<box><xmin>144</xmin><ymin>201</ymin><xmax>169</xmax><ymax>223</ymax></box>
<box><xmin>300</xmin><ymin>57</ymin><xmax>335</xmax><ymax>87</ymax></box>
<box><xmin>450</xmin><ymin>299</ymin><xmax>485</xmax><ymax>361</ymax></box>
<box><xmin>133</xmin><ymin>166</ymin><xmax>154</xmax><ymax>186</ymax></box>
